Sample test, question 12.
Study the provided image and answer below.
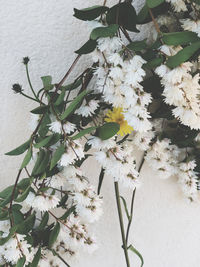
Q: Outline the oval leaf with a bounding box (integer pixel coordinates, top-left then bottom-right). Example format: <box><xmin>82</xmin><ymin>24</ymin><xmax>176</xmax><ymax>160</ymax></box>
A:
<box><xmin>97</xmin><ymin>122</ymin><xmax>120</xmax><ymax>140</ymax></box>
<box><xmin>5</xmin><ymin>139</ymin><xmax>31</xmax><ymax>156</ymax></box>
<box><xmin>49</xmin><ymin>222</ymin><xmax>60</xmax><ymax>248</ymax></box>
<box><xmin>72</xmin><ymin>126</ymin><xmax>97</xmax><ymax>140</ymax></box>
<box><xmin>90</xmin><ymin>24</ymin><xmax>119</xmax><ymax>40</ymax></box>
<box><xmin>73</xmin><ymin>5</ymin><xmax>109</xmax><ymax>21</ymax></box>
<box><xmin>20</xmin><ymin>148</ymin><xmax>32</xmax><ymax>170</ymax></box>
<box><xmin>147</xmin><ymin>0</ymin><xmax>164</xmax><ymax>8</ymax></box>
<box><xmin>34</xmin><ymin>135</ymin><xmax>54</xmax><ymax>149</ymax></box>
<box><xmin>163</xmin><ymin>31</ymin><xmax>199</xmax><ymax>46</ymax></box>
<box><xmin>30</xmin><ymin>247</ymin><xmax>41</xmax><ymax>267</ymax></box>
<box><xmin>75</xmin><ymin>39</ymin><xmax>97</xmax><ymax>55</ymax></box>
<box><xmin>50</xmin><ymin>144</ymin><xmax>65</xmax><ymax>170</ymax></box>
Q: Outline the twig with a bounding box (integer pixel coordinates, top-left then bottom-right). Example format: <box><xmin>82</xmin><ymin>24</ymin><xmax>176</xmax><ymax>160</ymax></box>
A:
<box><xmin>114</xmin><ymin>181</ymin><xmax>130</xmax><ymax>267</ymax></box>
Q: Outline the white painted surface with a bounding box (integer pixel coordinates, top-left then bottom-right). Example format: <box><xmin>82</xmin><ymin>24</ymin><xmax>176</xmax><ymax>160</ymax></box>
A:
<box><xmin>0</xmin><ymin>1</ymin><xmax>200</xmax><ymax>266</ymax></box>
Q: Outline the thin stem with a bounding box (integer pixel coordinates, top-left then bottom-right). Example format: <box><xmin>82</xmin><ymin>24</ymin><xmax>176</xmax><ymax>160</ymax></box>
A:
<box><xmin>21</xmin><ymin>92</ymin><xmax>40</xmax><ymax>103</ymax></box>
<box><xmin>51</xmin><ymin>249</ymin><xmax>71</xmax><ymax>267</ymax></box>
<box><xmin>114</xmin><ymin>181</ymin><xmax>130</xmax><ymax>267</ymax></box>
<box><xmin>125</xmin><ymin>154</ymin><xmax>145</xmax><ymax>245</ymax></box>
<box><xmin>26</xmin><ymin>64</ymin><xmax>39</xmax><ymax>100</ymax></box>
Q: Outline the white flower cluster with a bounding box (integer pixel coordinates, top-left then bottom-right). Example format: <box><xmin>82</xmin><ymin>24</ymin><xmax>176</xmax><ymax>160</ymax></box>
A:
<box><xmin>166</xmin><ymin>0</ymin><xmax>187</xmax><ymax>12</ymax></box>
<box><xmin>88</xmin><ymin>136</ymin><xmax>140</xmax><ymax>189</ymax></box>
<box><xmin>146</xmin><ymin>138</ymin><xmax>181</xmax><ymax>179</ymax></box>
<box><xmin>92</xmin><ymin>36</ymin><xmax>152</xmax><ymax>133</ymax></box>
<box><xmin>178</xmin><ymin>160</ymin><xmax>199</xmax><ymax>201</ymax></box>
<box><xmin>156</xmin><ymin>61</ymin><xmax>200</xmax><ymax>130</ymax></box>
<box><xmin>181</xmin><ymin>19</ymin><xmax>200</xmax><ymax>37</ymax></box>
<box><xmin>0</xmin><ymin>224</ymin><xmax>35</xmax><ymax>265</ymax></box>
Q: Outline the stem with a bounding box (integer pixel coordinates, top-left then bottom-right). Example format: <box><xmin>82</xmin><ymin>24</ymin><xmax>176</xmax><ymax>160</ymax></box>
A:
<box><xmin>26</xmin><ymin>64</ymin><xmax>39</xmax><ymax>100</ymax></box>
<box><xmin>125</xmin><ymin>154</ymin><xmax>145</xmax><ymax>245</ymax></box>
<box><xmin>114</xmin><ymin>181</ymin><xmax>130</xmax><ymax>267</ymax></box>
<box><xmin>51</xmin><ymin>249</ymin><xmax>71</xmax><ymax>267</ymax></box>
<box><xmin>21</xmin><ymin>92</ymin><xmax>40</xmax><ymax>103</ymax></box>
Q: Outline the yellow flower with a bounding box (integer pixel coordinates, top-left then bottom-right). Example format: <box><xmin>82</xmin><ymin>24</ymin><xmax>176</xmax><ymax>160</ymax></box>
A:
<box><xmin>105</xmin><ymin>107</ymin><xmax>133</xmax><ymax>136</ymax></box>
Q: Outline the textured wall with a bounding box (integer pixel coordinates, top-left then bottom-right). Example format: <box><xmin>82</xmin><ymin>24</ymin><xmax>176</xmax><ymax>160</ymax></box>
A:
<box><xmin>1</xmin><ymin>1</ymin><xmax>200</xmax><ymax>266</ymax></box>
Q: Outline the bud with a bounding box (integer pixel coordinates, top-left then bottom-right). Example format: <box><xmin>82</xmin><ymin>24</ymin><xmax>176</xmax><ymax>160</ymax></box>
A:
<box><xmin>12</xmin><ymin>84</ymin><xmax>23</xmax><ymax>94</ymax></box>
<box><xmin>23</xmin><ymin>57</ymin><xmax>30</xmax><ymax>65</ymax></box>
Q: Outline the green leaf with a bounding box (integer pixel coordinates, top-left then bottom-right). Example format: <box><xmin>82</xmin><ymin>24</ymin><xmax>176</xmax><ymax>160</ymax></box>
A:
<box><xmin>147</xmin><ymin>0</ymin><xmax>164</xmax><ymax>8</ymax></box>
<box><xmin>13</xmin><ymin>209</ymin><xmax>24</xmax><ymax>225</ymax></box>
<box><xmin>55</xmin><ymin>87</ymin><xmax>66</xmax><ymax>106</ymax></box>
<box><xmin>17</xmin><ymin>213</ymin><xmax>36</xmax><ymax>234</ymax></box>
<box><xmin>120</xmin><ymin>196</ymin><xmax>130</xmax><ymax>220</ymax></box>
<box><xmin>75</xmin><ymin>39</ymin><xmax>97</xmax><ymax>55</ymax></box>
<box><xmin>106</xmin><ymin>3</ymin><xmax>138</xmax><ymax>32</ymax></box>
<box><xmin>128</xmin><ymin>245</ymin><xmax>144</xmax><ymax>267</ymax></box>
<box><xmin>5</xmin><ymin>139</ymin><xmax>31</xmax><ymax>156</ymax></box>
<box><xmin>41</xmin><ymin>76</ymin><xmax>53</xmax><ymax>91</ymax></box>
<box><xmin>90</xmin><ymin>24</ymin><xmax>119</xmax><ymax>40</ymax></box>
<box><xmin>166</xmin><ymin>41</ymin><xmax>200</xmax><ymax>68</ymax></box>
<box><xmin>192</xmin><ymin>0</ymin><xmax>200</xmax><ymax>4</ymax></box>
<box><xmin>36</xmin><ymin>150</ymin><xmax>50</xmax><ymax>174</ymax></box>
<box><xmin>20</xmin><ymin>148</ymin><xmax>32</xmax><ymax>170</ymax></box>
<box><xmin>37</xmin><ymin>212</ymin><xmax>49</xmax><ymax>230</ymax></box>
<box><xmin>72</xmin><ymin>126</ymin><xmax>97</xmax><ymax>140</ymax></box>
<box><xmin>49</xmin><ymin>222</ymin><xmax>60</xmax><ymax>248</ymax></box>
<box><xmin>126</xmin><ymin>40</ymin><xmax>147</xmax><ymax>51</ymax></box>
<box><xmin>60</xmin><ymin>90</ymin><xmax>89</xmax><ymax>120</ymax></box>
<box><xmin>30</xmin><ymin>247</ymin><xmax>41</xmax><ymax>267</ymax></box>
<box><xmin>31</xmin><ymin>149</ymin><xmax>46</xmax><ymax>176</ymax></box>
<box><xmin>16</xmin><ymin>256</ymin><xmax>26</xmax><ymax>267</ymax></box>
<box><xmin>34</xmin><ymin>135</ymin><xmax>54</xmax><ymax>148</ymax></box>
<box><xmin>162</xmin><ymin>31</ymin><xmax>199</xmax><ymax>46</ymax></box>
<box><xmin>62</xmin><ymin>78</ymin><xmax>82</xmax><ymax>92</ymax></box>
<box><xmin>97</xmin><ymin>122</ymin><xmax>120</xmax><ymax>140</ymax></box>
<box><xmin>144</xmin><ymin>56</ymin><xmax>164</xmax><ymax>69</ymax></box>
<box><xmin>59</xmin><ymin>205</ymin><xmax>76</xmax><ymax>220</ymax></box>
<box><xmin>137</xmin><ymin>4</ymin><xmax>149</xmax><ymax>24</ymax></box>
<box><xmin>15</xmin><ymin>185</ymin><xmax>31</xmax><ymax>203</ymax></box>
<box><xmin>0</xmin><ymin>226</ymin><xmax>17</xmax><ymax>245</ymax></box>
<box><xmin>17</xmin><ymin>178</ymin><xmax>32</xmax><ymax>190</ymax></box>
<box><xmin>31</xmin><ymin>105</ymin><xmax>49</xmax><ymax>114</ymax></box>
<box><xmin>0</xmin><ymin>185</ymin><xmax>14</xmax><ymax>199</ymax></box>
<box><xmin>73</xmin><ymin>5</ymin><xmax>109</xmax><ymax>21</ymax></box>
<box><xmin>38</xmin><ymin>113</ymin><xmax>51</xmax><ymax>137</ymax></box>
<box><xmin>50</xmin><ymin>144</ymin><xmax>65</xmax><ymax>170</ymax></box>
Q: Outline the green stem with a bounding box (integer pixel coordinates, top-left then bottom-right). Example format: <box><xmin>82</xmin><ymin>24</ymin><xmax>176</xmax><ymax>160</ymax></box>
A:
<box><xmin>21</xmin><ymin>92</ymin><xmax>40</xmax><ymax>103</ymax></box>
<box><xmin>114</xmin><ymin>181</ymin><xmax>131</xmax><ymax>267</ymax></box>
<box><xmin>26</xmin><ymin>64</ymin><xmax>39</xmax><ymax>100</ymax></box>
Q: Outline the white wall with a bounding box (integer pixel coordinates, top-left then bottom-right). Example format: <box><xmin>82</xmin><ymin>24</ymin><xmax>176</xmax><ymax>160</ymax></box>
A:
<box><xmin>1</xmin><ymin>1</ymin><xmax>200</xmax><ymax>266</ymax></box>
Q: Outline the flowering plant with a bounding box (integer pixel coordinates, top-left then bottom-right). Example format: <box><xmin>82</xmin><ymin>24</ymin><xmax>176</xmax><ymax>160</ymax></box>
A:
<box><xmin>1</xmin><ymin>0</ymin><xmax>200</xmax><ymax>266</ymax></box>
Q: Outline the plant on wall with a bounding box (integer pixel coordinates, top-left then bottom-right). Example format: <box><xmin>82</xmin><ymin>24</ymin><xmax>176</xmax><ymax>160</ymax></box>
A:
<box><xmin>1</xmin><ymin>0</ymin><xmax>200</xmax><ymax>266</ymax></box>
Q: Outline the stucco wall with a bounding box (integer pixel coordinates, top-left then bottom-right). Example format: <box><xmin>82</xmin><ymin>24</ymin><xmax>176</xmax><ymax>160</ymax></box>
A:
<box><xmin>1</xmin><ymin>1</ymin><xmax>200</xmax><ymax>266</ymax></box>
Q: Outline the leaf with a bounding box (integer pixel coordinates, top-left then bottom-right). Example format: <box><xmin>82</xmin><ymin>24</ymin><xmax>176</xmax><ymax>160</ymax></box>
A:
<box><xmin>106</xmin><ymin>2</ymin><xmax>138</xmax><ymax>32</ymax></box>
<box><xmin>127</xmin><ymin>40</ymin><xmax>147</xmax><ymax>51</ymax></box>
<box><xmin>75</xmin><ymin>39</ymin><xmax>97</xmax><ymax>55</ymax></box>
<box><xmin>147</xmin><ymin>0</ymin><xmax>164</xmax><ymax>8</ymax></box>
<box><xmin>13</xmin><ymin>209</ymin><xmax>24</xmax><ymax>225</ymax></box>
<box><xmin>50</xmin><ymin>144</ymin><xmax>65</xmax><ymax>170</ymax></box>
<box><xmin>97</xmin><ymin>168</ymin><xmax>105</xmax><ymax>195</ymax></box>
<box><xmin>144</xmin><ymin>56</ymin><xmax>164</xmax><ymax>69</ymax></box>
<box><xmin>49</xmin><ymin>222</ymin><xmax>60</xmax><ymax>248</ymax></box>
<box><xmin>162</xmin><ymin>31</ymin><xmax>199</xmax><ymax>46</ymax></box>
<box><xmin>30</xmin><ymin>247</ymin><xmax>41</xmax><ymax>267</ymax></box>
<box><xmin>20</xmin><ymin>148</ymin><xmax>32</xmax><ymax>170</ymax></box>
<box><xmin>0</xmin><ymin>185</ymin><xmax>14</xmax><ymax>199</ymax></box>
<box><xmin>166</xmin><ymin>41</ymin><xmax>200</xmax><ymax>68</ymax></box>
<box><xmin>15</xmin><ymin>185</ymin><xmax>32</xmax><ymax>203</ymax></box>
<box><xmin>41</xmin><ymin>76</ymin><xmax>53</xmax><ymax>91</ymax></box>
<box><xmin>120</xmin><ymin>196</ymin><xmax>130</xmax><ymax>220</ymax></box>
<box><xmin>36</xmin><ymin>150</ymin><xmax>50</xmax><ymax>174</ymax></box>
<box><xmin>137</xmin><ymin>4</ymin><xmax>149</xmax><ymax>24</ymax></box>
<box><xmin>97</xmin><ymin>122</ymin><xmax>120</xmax><ymax>140</ymax></box>
<box><xmin>38</xmin><ymin>113</ymin><xmax>51</xmax><ymax>137</ymax></box>
<box><xmin>17</xmin><ymin>178</ymin><xmax>32</xmax><ymax>190</ymax></box>
<box><xmin>128</xmin><ymin>245</ymin><xmax>144</xmax><ymax>267</ymax></box>
<box><xmin>31</xmin><ymin>105</ymin><xmax>49</xmax><ymax>114</ymax></box>
<box><xmin>31</xmin><ymin>149</ymin><xmax>46</xmax><ymax>176</ymax></box>
<box><xmin>63</xmin><ymin>78</ymin><xmax>82</xmax><ymax>92</ymax></box>
<box><xmin>60</xmin><ymin>90</ymin><xmax>89</xmax><ymax>120</ymax></box>
<box><xmin>0</xmin><ymin>226</ymin><xmax>17</xmax><ymax>245</ymax></box>
<box><xmin>37</xmin><ymin>212</ymin><xmax>49</xmax><ymax>230</ymax></box>
<box><xmin>17</xmin><ymin>213</ymin><xmax>36</xmax><ymax>234</ymax></box>
<box><xmin>5</xmin><ymin>139</ymin><xmax>31</xmax><ymax>156</ymax></box>
<box><xmin>73</xmin><ymin>5</ymin><xmax>109</xmax><ymax>21</ymax></box>
<box><xmin>34</xmin><ymin>135</ymin><xmax>54</xmax><ymax>148</ymax></box>
<box><xmin>16</xmin><ymin>257</ymin><xmax>26</xmax><ymax>267</ymax></box>
<box><xmin>72</xmin><ymin>126</ymin><xmax>97</xmax><ymax>140</ymax></box>
<box><xmin>59</xmin><ymin>205</ymin><xmax>76</xmax><ymax>220</ymax></box>
<box><xmin>90</xmin><ymin>24</ymin><xmax>119</xmax><ymax>40</ymax></box>
<box><xmin>55</xmin><ymin>87</ymin><xmax>66</xmax><ymax>106</ymax></box>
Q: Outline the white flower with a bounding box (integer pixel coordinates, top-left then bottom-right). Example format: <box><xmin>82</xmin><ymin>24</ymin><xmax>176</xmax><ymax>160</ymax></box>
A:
<box><xmin>31</xmin><ymin>193</ymin><xmax>60</xmax><ymax>212</ymax></box>
<box><xmin>75</xmin><ymin>100</ymin><xmax>99</xmax><ymax>117</ymax></box>
<box><xmin>63</xmin><ymin>121</ymin><xmax>76</xmax><ymax>134</ymax></box>
<box><xmin>49</xmin><ymin>121</ymin><xmax>62</xmax><ymax>133</ymax></box>
<box><xmin>181</xmin><ymin>19</ymin><xmax>200</xmax><ymax>37</ymax></box>
<box><xmin>166</xmin><ymin>0</ymin><xmax>187</xmax><ymax>12</ymax></box>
